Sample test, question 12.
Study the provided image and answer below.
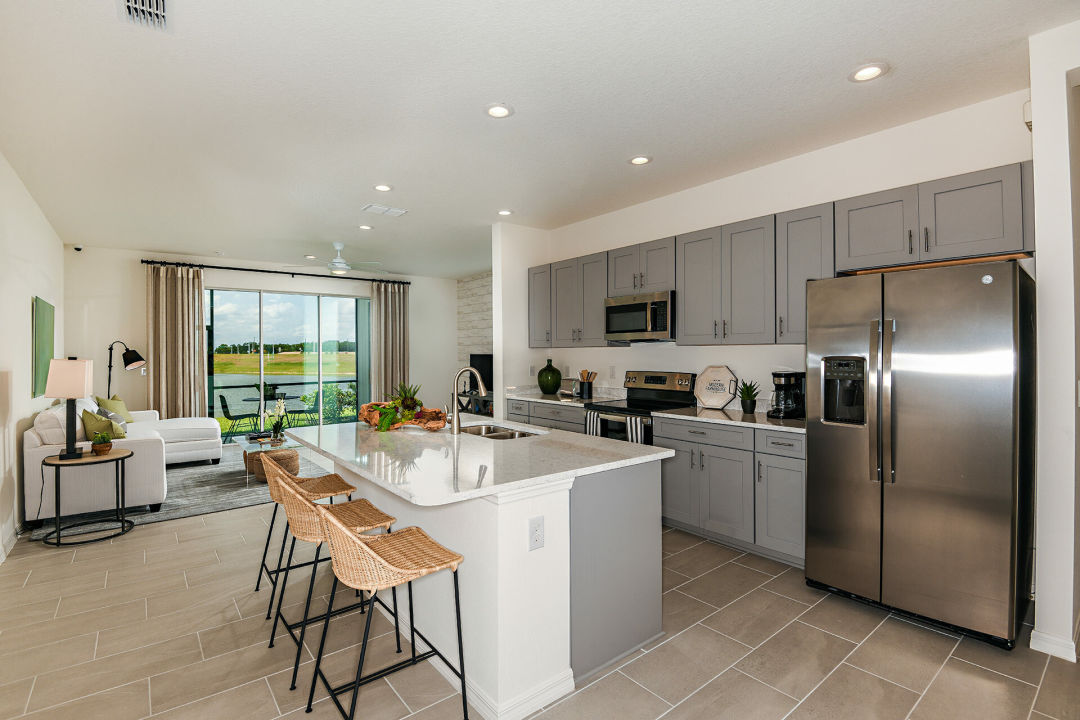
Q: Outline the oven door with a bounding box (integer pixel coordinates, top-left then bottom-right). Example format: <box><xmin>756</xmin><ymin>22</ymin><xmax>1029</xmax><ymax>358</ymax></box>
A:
<box><xmin>596</xmin><ymin>412</ymin><xmax>653</xmax><ymax>444</ymax></box>
<box><xmin>604</xmin><ymin>292</ymin><xmax>673</xmax><ymax>342</ymax></box>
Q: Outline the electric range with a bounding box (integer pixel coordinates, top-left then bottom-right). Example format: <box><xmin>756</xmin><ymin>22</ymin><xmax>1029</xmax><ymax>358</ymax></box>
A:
<box><xmin>584</xmin><ymin>370</ymin><xmax>696</xmax><ymax>444</ymax></box>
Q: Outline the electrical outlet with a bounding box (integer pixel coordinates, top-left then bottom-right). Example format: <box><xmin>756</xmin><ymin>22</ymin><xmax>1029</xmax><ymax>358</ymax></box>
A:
<box><xmin>528</xmin><ymin>516</ymin><xmax>544</xmax><ymax>551</ymax></box>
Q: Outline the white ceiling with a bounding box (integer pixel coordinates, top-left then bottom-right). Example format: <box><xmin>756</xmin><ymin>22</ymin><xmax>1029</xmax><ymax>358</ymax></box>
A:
<box><xmin>0</xmin><ymin>1</ymin><xmax>1076</xmax><ymax>279</ymax></box>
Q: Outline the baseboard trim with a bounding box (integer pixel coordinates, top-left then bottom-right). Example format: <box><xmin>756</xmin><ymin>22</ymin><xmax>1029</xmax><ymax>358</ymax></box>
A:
<box><xmin>1030</xmin><ymin>629</ymin><xmax>1077</xmax><ymax>662</ymax></box>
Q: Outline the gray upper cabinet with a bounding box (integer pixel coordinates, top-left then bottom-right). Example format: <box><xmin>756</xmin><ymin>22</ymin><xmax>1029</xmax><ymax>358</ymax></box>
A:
<box><xmin>918</xmin><ymin>164</ymin><xmax>1023</xmax><ymax>262</ymax></box>
<box><xmin>676</xmin><ymin>227</ymin><xmax>722</xmax><ymax>345</ymax></box>
<box><xmin>639</xmin><ymin>237</ymin><xmax>675</xmax><ymax>293</ymax></box>
<box><xmin>722</xmin><ymin>215</ymin><xmax>775</xmax><ymax>345</ymax></box>
<box><xmin>776</xmin><ymin>204</ymin><xmax>834</xmax><ymax>345</ymax></box>
<box><xmin>528</xmin><ymin>264</ymin><xmax>552</xmax><ymax>348</ymax></box>
<box><xmin>754</xmin><ymin>453</ymin><xmax>805</xmax><ymax>558</ymax></box>
<box><xmin>551</xmin><ymin>259</ymin><xmax>579</xmax><ymax>347</ymax></box>
<box><xmin>578</xmin><ymin>252</ymin><xmax>608</xmax><ymax>345</ymax></box>
<box><xmin>835</xmin><ymin>185</ymin><xmax>919</xmax><ymax>272</ymax></box>
<box><xmin>607</xmin><ymin>237</ymin><xmax>675</xmax><ymax>296</ymax></box>
<box><xmin>698</xmin><ymin>445</ymin><xmax>755</xmax><ymax>543</ymax></box>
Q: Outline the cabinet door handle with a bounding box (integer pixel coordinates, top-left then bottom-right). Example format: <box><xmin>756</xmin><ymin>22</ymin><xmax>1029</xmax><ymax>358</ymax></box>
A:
<box><xmin>770</xmin><ymin>440</ymin><xmax>795</xmax><ymax>447</ymax></box>
<box><xmin>713</xmin><ymin>320</ymin><xmax>718</xmax><ymax>339</ymax></box>
<box><xmin>778</xmin><ymin>316</ymin><xmax>784</xmax><ymax>337</ymax></box>
<box><xmin>757</xmin><ymin>460</ymin><xmax>763</xmax><ymax>483</ymax></box>
<box><xmin>688</xmin><ymin>429</ymin><xmax>706</xmax><ymax>435</ymax></box>
<box><xmin>699</xmin><ymin>450</ymin><xmax>704</xmax><ymax>468</ymax></box>
<box><xmin>722</xmin><ymin>320</ymin><xmax>728</xmax><ymax>339</ymax></box>
<box><xmin>689</xmin><ymin>450</ymin><xmax>694</xmax><ymax>470</ymax></box>
<box><xmin>908</xmin><ymin>230</ymin><xmax>913</xmax><ymax>254</ymax></box>
<box><xmin>633</xmin><ymin>273</ymin><xmax>638</xmax><ymax>289</ymax></box>
<box><xmin>924</xmin><ymin>227</ymin><xmax>930</xmax><ymax>253</ymax></box>
<box><xmin>641</xmin><ymin>271</ymin><xmax>647</xmax><ymax>287</ymax></box>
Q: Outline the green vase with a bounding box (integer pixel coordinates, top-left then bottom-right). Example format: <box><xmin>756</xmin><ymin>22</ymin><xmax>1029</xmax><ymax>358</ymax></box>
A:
<box><xmin>537</xmin><ymin>359</ymin><xmax>562</xmax><ymax>395</ymax></box>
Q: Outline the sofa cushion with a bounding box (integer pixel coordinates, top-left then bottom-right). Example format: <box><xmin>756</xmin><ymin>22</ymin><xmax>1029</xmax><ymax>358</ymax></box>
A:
<box><xmin>96</xmin><ymin>395</ymin><xmax>135</xmax><ymax>423</ymax></box>
<box><xmin>33</xmin><ymin>398</ymin><xmax>99</xmax><ymax>445</ymax></box>
<box><xmin>147</xmin><ymin>417</ymin><xmax>222</xmax><ymax>443</ymax></box>
<box><xmin>81</xmin><ymin>410</ymin><xmax>127</xmax><ymax>440</ymax></box>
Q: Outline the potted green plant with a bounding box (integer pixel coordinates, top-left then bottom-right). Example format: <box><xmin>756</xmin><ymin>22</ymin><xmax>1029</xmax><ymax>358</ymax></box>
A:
<box><xmin>738</xmin><ymin>380</ymin><xmax>759</xmax><ymax>414</ymax></box>
<box><xmin>263</xmin><ymin>398</ymin><xmax>287</xmax><ymax>441</ymax></box>
<box><xmin>91</xmin><ymin>431</ymin><xmax>113</xmax><ymax>456</ymax></box>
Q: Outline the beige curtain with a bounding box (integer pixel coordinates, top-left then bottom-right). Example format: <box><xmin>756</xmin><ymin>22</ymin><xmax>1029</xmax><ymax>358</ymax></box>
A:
<box><xmin>146</xmin><ymin>264</ymin><xmax>207</xmax><ymax>419</ymax></box>
<box><xmin>371</xmin><ymin>281</ymin><xmax>410</xmax><ymax>401</ymax></box>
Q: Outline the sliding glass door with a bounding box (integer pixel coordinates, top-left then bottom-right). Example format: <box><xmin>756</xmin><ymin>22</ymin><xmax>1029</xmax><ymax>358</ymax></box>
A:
<box><xmin>205</xmin><ymin>289</ymin><xmax>370</xmax><ymax>439</ymax></box>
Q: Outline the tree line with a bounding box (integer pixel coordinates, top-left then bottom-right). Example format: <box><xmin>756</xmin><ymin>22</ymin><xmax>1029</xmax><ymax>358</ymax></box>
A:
<box><xmin>214</xmin><ymin>341</ymin><xmax>358</xmax><ymax>354</ymax></box>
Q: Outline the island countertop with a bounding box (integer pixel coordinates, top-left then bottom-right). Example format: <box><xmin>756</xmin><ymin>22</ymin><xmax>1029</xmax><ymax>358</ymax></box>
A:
<box><xmin>286</xmin><ymin>416</ymin><xmax>673</xmax><ymax>506</ymax></box>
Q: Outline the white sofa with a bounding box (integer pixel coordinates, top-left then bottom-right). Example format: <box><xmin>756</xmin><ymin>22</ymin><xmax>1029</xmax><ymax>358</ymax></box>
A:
<box><xmin>23</xmin><ymin>399</ymin><xmax>222</xmax><ymax>522</ymax></box>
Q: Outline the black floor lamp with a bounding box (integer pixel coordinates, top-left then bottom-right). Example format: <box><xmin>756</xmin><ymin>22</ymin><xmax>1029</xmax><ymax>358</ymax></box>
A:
<box><xmin>107</xmin><ymin>341</ymin><xmax>146</xmax><ymax>397</ymax></box>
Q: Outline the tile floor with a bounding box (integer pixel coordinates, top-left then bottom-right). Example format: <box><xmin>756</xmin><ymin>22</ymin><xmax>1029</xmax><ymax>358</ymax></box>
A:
<box><xmin>0</xmin><ymin>508</ymin><xmax>1077</xmax><ymax>720</ymax></box>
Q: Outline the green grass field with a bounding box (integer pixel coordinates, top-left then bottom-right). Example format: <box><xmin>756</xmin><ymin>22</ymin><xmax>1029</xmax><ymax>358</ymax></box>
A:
<box><xmin>211</xmin><ymin>352</ymin><xmax>357</xmax><ymax>376</ymax></box>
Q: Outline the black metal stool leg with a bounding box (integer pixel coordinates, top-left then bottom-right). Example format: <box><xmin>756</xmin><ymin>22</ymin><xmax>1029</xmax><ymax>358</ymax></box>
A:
<box><xmin>290</xmin><ymin>542</ymin><xmax>321</xmax><ymax>690</ymax></box>
<box><xmin>255</xmin><ymin>503</ymin><xmax>278</xmax><ymax>592</ymax></box>
<box><xmin>266</xmin><ymin>520</ymin><xmax>290</xmax><ymax>620</ymax></box>
<box><xmin>408</xmin><ymin>581</ymin><xmax>416</xmax><ymax>662</ymax></box>
<box><xmin>269</xmin><ymin>536</ymin><xmax>297</xmax><ymax>647</ymax></box>
<box><xmin>307</xmin><ymin>577</ymin><xmax>338</xmax><ymax>712</ymax></box>
<box><xmin>391</xmin><ymin>585</ymin><xmax>401</xmax><ymax>653</ymax></box>
<box><xmin>347</xmin><ymin>589</ymin><xmax>378</xmax><ymax>720</ymax></box>
<box><xmin>453</xmin><ymin>570</ymin><xmax>469</xmax><ymax>718</ymax></box>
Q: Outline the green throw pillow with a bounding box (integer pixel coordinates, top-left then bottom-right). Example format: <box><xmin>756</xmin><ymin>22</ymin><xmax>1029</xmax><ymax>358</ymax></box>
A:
<box><xmin>95</xmin><ymin>395</ymin><xmax>135</xmax><ymax>423</ymax></box>
<box><xmin>82</xmin><ymin>410</ymin><xmax>126</xmax><ymax>440</ymax></box>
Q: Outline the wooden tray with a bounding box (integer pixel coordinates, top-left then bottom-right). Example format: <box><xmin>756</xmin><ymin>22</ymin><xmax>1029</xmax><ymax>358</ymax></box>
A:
<box><xmin>358</xmin><ymin>402</ymin><xmax>447</xmax><ymax>431</ymax></box>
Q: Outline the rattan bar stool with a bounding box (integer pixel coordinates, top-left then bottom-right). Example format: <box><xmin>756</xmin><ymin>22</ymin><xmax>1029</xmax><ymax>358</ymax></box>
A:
<box><xmin>257</xmin><ymin>455</ymin><xmax>358</xmax><ymax>620</ymax></box>
<box><xmin>266</xmin><ymin>457</ymin><xmax>397</xmax><ymax>692</ymax></box>
<box><xmin>307</xmin><ymin>507</ymin><xmax>468</xmax><ymax>719</ymax></box>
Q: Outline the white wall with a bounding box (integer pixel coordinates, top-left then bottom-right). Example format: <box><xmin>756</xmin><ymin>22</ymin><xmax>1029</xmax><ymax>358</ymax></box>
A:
<box><xmin>495</xmin><ymin>90</ymin><xmax>1034</xmax><ymax>414</ymax></box>
<box><xmin>64</xmin><ymin>247</ymin><xmax>458</xmax><ymax>414</ymax></box>
<box><xmin>0</xmin><ymin>148</ymin><xmax>64</xmax><ymax>557</ymax></box>
<box><xmin>1028</xmin><ymin>18</ymin><xmax>1080</xmax><ymax>662</ymax></box>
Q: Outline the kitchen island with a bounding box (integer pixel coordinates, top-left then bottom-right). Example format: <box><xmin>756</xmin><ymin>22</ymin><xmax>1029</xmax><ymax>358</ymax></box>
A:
<box><xmin>287</xmin><ymin>416</ymin><xmax>673</xmax><ymax>720</ymax></box>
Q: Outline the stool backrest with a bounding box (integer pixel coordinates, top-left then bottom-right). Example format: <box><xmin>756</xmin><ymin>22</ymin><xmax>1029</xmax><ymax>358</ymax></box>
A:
<box><xmin>265</xmin><ymin>458</ymin><xmax>326</xmax><ymax>544</ymax></box>
<box><xmin>261</xmin><ymin>453</ymin><xmax>298</xmax><ymax>504</ymax></box>
<box><xmin>318</xmin><ymin>506</ymin><xmax>412</xmax><ymax>592</ymax></box>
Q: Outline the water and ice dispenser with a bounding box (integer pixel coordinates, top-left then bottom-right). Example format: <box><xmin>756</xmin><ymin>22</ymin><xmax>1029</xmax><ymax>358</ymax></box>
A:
<box><xmin>823</xmin><ymin>357</ymin><xmax>866</xmax><ymax>425</ymax></box>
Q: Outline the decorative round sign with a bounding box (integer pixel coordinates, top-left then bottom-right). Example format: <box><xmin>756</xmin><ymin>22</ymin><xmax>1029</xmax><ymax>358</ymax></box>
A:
<box><xmin>694</xmin><ymin>365</ymin><xmax>739</xmax><ymax>409</ymax></box>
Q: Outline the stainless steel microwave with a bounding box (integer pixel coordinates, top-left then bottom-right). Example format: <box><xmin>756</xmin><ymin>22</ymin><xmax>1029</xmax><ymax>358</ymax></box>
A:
<box><xmin>604</xmin><ymin>291</ymin><xmax>675</xmax><ymax>342</ymax></box>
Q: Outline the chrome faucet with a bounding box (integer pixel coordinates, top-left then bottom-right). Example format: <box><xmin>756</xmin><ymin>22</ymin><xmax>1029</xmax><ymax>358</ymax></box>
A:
<box><xmin>449</xmin><ymin>366</ymin><xmax>488</xmax><ymax>434</ymax></box>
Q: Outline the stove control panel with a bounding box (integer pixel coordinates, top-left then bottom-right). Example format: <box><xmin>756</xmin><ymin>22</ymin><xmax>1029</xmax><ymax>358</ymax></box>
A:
<box><xmin>624</xmin><ymin>371</ymin><xmax>696</xmax><ymax>391</ymax></box>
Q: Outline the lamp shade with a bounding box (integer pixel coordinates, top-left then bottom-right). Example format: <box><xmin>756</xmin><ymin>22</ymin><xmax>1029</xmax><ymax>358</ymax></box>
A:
<box><xmin>44</xmin><ymin>358</ymin><xmax>93</xmax><ymax>399</ymax></box>
<box><xmin>122</xmin><ymin>348</ymin><xmax>146</xmax><ymax>370</ymax></box>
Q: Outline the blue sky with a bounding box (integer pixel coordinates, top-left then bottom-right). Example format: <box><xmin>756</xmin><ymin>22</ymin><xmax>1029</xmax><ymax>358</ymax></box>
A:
<box><xmin>207</xmin><ymin>290</ymin><xmax>363</xmax><ymax>346</ymax></box>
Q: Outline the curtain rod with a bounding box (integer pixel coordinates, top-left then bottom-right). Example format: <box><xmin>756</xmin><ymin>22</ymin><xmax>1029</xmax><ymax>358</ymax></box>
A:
<box><xmin>140</xmin><ymin>259</ymin><xmax>411</xmax><ymax>285</ymax></box>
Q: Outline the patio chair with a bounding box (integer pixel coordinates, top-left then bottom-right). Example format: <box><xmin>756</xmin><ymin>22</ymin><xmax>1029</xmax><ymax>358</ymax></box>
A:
<box><xmin>220</xmin><ymin>395</ymin><xmax>259</xmax><ymax>438</ymax></box>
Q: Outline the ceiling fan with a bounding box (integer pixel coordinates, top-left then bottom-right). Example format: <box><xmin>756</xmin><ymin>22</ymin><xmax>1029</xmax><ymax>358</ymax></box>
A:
<box><xmin>287</xmin><ymin>242</ymin><xmax>386</xmax><ymax>276</ymax></box>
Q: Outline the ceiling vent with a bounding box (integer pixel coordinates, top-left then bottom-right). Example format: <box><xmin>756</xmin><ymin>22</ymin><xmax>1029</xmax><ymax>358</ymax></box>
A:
<box><xmin>123</xmin><ymin>0</ymin><xmax>166</xmax><ymax>29</ymax></box>
<box><xmin>361</xmin><ymin>203</ymin><xmax>408</xmax><ymax>217</ymax></box>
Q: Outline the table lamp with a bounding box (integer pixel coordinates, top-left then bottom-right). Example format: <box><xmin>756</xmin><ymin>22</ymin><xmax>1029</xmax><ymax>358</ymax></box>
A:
<box><xmin>45</xmin><ymin>357</ymin><xmax>93</xmax><ymax>460</ymax></box>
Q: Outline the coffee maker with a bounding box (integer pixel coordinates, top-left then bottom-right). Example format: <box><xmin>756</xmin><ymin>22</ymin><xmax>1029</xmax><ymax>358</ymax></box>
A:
<box><xmin>767</xmin><ymin>371</ymin><xmax>806</xmax><ymax>420</ymax></box>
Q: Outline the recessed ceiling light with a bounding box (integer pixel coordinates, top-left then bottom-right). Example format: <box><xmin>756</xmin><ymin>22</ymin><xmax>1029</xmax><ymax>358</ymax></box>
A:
<box><xmin>304</xmin><ymin>254</ymin><xmax>317</xmax><ymax>259</ymax></box>
<box><xmin>498</xmin><ymin>209</ymin><xmax>513</xmax><ymax>216</ymax></box>
<box><xmin>374</xmin><ymin>184</ymin><xmax>392</xmax><ymax>192</ymax></box>
<box><xmin>486</xmin><ymin>103</ymin><xmax>514</xmax><ymax>118</ymax></box>
<box><xmin>849</xmin><ymin>62</ymin><xmax>889</xmax><ymax>82</ymax></box>
<box><xmin>629</xmin><ymin>156</ymin><xmax>652</xmax><ymax>165</ymax></box>
<box><xmin>358</xmin><ymin>225</ymin><xmax>372</xmax><ymax>230</ymax></box>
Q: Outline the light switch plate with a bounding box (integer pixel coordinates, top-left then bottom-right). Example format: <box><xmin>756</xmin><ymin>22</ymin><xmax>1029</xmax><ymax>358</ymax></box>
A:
<box><xmin>528</xmin><ymin>516</ymin><xmax>544</xmax><ymax>551</ymax></box>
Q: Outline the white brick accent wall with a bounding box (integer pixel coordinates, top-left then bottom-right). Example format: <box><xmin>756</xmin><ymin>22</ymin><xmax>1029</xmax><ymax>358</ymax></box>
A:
<box><xmin>457</xmin><ymin>270</ymin><xmax>493</xmax><ymax>366</ymax></box>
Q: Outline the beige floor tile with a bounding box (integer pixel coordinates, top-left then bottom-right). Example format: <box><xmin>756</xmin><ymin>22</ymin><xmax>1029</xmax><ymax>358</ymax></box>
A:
<box><xmin>0</xmin><ymin>597</ymin><xmax>145</xmax><ymax>654</ymax></box>
<box><xmin>1033</xmin><ymin>655</ymin><xmax>1080</xmax><ymax>720</ymax></box>
<box><xmin>0</xmin><ymin>677</ymin><xmax>33</xmax><ymax>720</ymax></box>
<box><xmin>303</xmin><ymin>607</ymin><xmax>396</xmax><ymax>657</ymax></box>
<box><xmin>735</xmin><ymin>621</ymin><xmax>855</xmax><ymax>700</ymax></box>
<box><xmin>0</xmin><ymin>596</ymin><xmax>59</xmax><ymax>630</ymax></box>
<box><xmin>663</xmin><ymin>541</ymin><xmax>742</xmax><ymax>578</ymax></box>
<box><xmin>662</xmin><ymin>568</ymin><xmax>690</xmax><ymax>592</ymax></box>
<box><xmin>96</xmin><ymin>594</ymin><xmax>240</xmax><ymax>656</ymax></box>
<box><xmin>953</xmin><ymin>623</ymin><xmax>1049</xmax><ymax>686</ymax></box>
<box><xmin>847</xmin><ymin>617</ymin><xmax>957</xmax><ymax>693</ymax></box>
<box><xmin>22</xmin><ymin>679</ymin><xmax>149</xmax><ymax>720</ymax></box>
<box><xmin>0</xmin><ymin>569</ymin><xmax>30</xmax><ymax>591</ymax></box>
<box><xmin>664</xmin><ymin>669</ymin><xmax>796</xmax><ymax>720</ymax></box>
<box><xmin>384</xmin><ymin>693</ymin><xmax>476</xmax><ymax>720</ymax></box>
<box><xmin>788</xmin><ymin>663</ymin><xmax>918</xmax><ymax>720</ymax></box>
<box><xmin>152</xmin><ymin>574</ymin><xmax>251</xmax><ymax>616</ymax></box>
<box><xmin>912</xmin><ymin>658</ymin><xmax>1037</xmax><ymax>720</ymax></box>
<box><xmin>761</xmin><ymin>568</ymin><xmax>827</xmax><ymax>605</ymax></box>
<box><xmin>198</xmin><ymin>596</ymin><xmax>327</xmax><ymax>659</ymax></box>
<box><xmin>2</xmin><ymin>572</ymin><xmax>106</xmax><ymax>607</ymax></box>
<box><xmin>148</xmin><ymin>679</ymin><xmax>280</xmax><ymax>720</ymax></box>
<box><xmin>653</xmin><ymin>590</ymin><xmax>717</xmax><ymax>647</ymax></box>
<box><xmin>797</xmin><ymin>594</ymin><xmax>889</xmax><ymax>643</ymax></box>
<box><xmin>385</xmin><ymin>659</ymin><xmax>458</xmax><ymax>711</ymax></box>
<box><xmin>150</xmin><ymin>635</ymin><xmax>304</xmax><ymax>713</ymax></box>
<box><xmin>0</xmin><ymin>633</ymin><xmax>97</xmax><ymax>686</ymax></box>
<box><xmin>622</xmin><ymin>624</ymin><xmax>750</xmax><ymax>704</ymax></box>
<box><xmin>540</xmin><ymin>671</ymin><xmax>669</xmax><ymax>720</ymax></box>
<box><xmin>279</xmin><ymin>680</ymin><xmax>410</xmax><ymax>720</ymax></box>
<box><xmin>72</xmin><ymin>544</ymin><xmax>146</xmax><ymax>565</ymax></box>
<box><xmin>678</xmin><ymin>562</ymin><xmax>772</xmax><ymax>609</ymax></box>
<box><xmin>732</xmin><ymin>553</ymin><xmax>792</xmax><ymax>576</ymax></box>
<box><xmin>27</xmin><ymin>633</ymin><xmax>202</xmax><ymax>711</ymax></box>
<box><xmin>702</xmin><ymin>588</ymin><xmax>809</xmax><ymax>647</ymax></box>
<box><xmin>56</xmin><ymin>569</ymin><xmax>187</xmax><ymax>616</ymax></box>
<box><xmin>662</xmin><ymin>529</ymin><xmax>703</xmax><ymax>555</ymax></box>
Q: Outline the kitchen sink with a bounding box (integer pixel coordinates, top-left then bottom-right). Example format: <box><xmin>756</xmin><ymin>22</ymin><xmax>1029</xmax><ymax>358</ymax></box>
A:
<box><xmin>460</xmin><ymin>425</ymin><xmax>536</xmax><ymax>440</ymax></box>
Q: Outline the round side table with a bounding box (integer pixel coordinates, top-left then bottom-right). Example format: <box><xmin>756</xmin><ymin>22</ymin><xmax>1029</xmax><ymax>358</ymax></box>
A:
<box><xmin>41</xmin><ymin>448</ymin><xmax>135</xmax><ymax>546</ymax></box>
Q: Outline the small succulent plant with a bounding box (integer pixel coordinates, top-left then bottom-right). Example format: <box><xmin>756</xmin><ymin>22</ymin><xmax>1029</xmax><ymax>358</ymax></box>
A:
<box><xmin>738</xmin><ymin>380</ymin><xmax>760</xmax><ymax>401</ymax></box>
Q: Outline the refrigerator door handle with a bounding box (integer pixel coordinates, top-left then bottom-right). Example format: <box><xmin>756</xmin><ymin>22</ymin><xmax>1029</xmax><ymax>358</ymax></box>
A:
<box><xmin>882</xmin><ymin>318</ymin><xmax>896</xmax><ymax>483</ymax></box>
<box><xmin>868</xmin><ymin>320</ymin><xmax>881</xmax><ymax>483</ymax></box>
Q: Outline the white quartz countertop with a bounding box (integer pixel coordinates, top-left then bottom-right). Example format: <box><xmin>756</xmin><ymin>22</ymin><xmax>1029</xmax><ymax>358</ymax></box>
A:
<box><xmin>286</xmin><ymin>416</ymin><xmax>673</xmax><ymax>506</ymax></box>
<box><xmin>652</xmin><ymin>407</ymin><xmax>806</xmax><ymax>434</ymax></box>
<box><xmin>505</xmin><ymin>388</ymin><xmax>622</xmax><ymax>407</ymax></box>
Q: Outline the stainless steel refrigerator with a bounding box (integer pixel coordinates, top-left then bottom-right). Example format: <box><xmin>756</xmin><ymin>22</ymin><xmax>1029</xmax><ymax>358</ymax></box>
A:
<box><xmin>805</xmin><ymin>261</ymin><xmax>1035</xmax><ymax>645</ymax></box>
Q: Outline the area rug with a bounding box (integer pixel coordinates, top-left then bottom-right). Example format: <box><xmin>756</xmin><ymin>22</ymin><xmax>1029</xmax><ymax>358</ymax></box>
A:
<box><xmin>28</xmin><ymin>446</ymin><xmax>329</xmax><ymax>540</ymax></box>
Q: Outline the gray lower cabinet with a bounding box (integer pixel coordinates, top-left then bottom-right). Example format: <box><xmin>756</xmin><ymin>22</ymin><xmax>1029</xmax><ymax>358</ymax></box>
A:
<box><xmin>919</xmin><ymin>163</ymin><xmax>1023</xmax><ymax>262</ymax></box>
<box><xmin>507</xmin><ymin>412</ymin><xmax>530</xmax><ymax>425</ymax></box>
<box><xmin>529</xmin><ymin>416</ymin><xmax>585</xmax><ymax>433</ymax></box>
<box><xmin>776</xmin><ymin>204</ymin><xmax>834</xmax><ymax>345</ymax></box>
<box><xmin>722</xmin><ymin>215</ymin><xmax>775</xmax><ymax>345</ymax></box>
<box><xmin>754</xmin><ymin>453</ymin><xmax>805</xmax><ymax>558</ymax></box>
<box><xmin>698</xmin><ymin>445</ymin><xmax>755</xmax><ymax>542</ymax></box>
<box><xmin>654</xmin><ymin>437</ymin><xmax>698</xmax><ymax>526</ymax></box>
<box><xmin>675</xmin><ymin>227</ymin><xmax>723</xmax><ymax>345</ymax></box>
<box><xmin>528</xmin><ymin>264</ymin><xmax>552</xmax><ymax>348</ymax></box>
<box><xmin>835</xmin><ymin>185</ymin><xmax>920</xmax><ymax>272</ymax></box>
